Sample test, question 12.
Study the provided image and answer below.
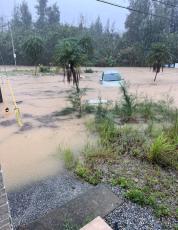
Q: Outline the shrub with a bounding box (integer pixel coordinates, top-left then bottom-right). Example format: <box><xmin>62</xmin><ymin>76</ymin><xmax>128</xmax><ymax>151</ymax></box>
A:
<box><xmin>120</xmin><ymin>84</ymin><xmax>136</xmax><ymax>120</ymax></box>
<box><xmin>148</xmin><ymin>133</ymin><xmax>176</xmax><ymax>168</ymax></box>
<box><xmin>84</xmin><ymin>68</ymin><xmax>94</xmax><ymax>73</ymax></box>
<box><xmin>39</xmin><ymin>65</ymin><xmax>50</xmax><ymax>73</ymax></box>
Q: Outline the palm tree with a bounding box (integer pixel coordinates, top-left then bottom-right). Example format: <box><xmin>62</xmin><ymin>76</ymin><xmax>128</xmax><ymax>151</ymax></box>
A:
<box><xmin>148</xmin><ymin>43</ymin><xmax>172</xmax><ymax>82</ymax></box>
<box><xmin>55</xmin><ymin>37</ymin><xmax>93</xmax><ymax>92</ymax></box>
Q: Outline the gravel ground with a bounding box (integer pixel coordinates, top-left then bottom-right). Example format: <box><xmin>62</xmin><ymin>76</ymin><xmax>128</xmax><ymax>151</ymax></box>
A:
<box><xmin>105</xmin><ymin>203</ymin><xmax>162</xmax><ymax>230</ymax></box>
<box><xmin>8</xmin><ymin>172</ymin><xmax>92</xmax><ymax>228</ymax></box>
<box><xmin>8</xmin><ymin>175</ymin><xmax>173</xmax><ymax>230</ymax></box>
<box><xmin>105</xmin><ymin>186</ymin><xmax>163</xmax><ymax>230</ymax></box>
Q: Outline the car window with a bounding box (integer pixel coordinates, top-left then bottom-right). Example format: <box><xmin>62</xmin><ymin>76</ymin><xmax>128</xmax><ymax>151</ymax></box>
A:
<box><xmin>103</xmin><ymin>73</ymin><xmax>121</xmax><ymax>81</ymax></box>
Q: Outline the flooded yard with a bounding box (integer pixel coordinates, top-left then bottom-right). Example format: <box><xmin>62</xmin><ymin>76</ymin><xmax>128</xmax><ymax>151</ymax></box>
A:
<box><xmin>1</xmin><ymin>66</ymin><xmax>178</xmax><ymax>191</ymax></box>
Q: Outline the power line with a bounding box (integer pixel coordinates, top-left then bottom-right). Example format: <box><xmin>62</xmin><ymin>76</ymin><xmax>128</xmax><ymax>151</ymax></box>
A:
<box><xmin>96</xmin><ymin>0</ymin><xmax>176</xmax><ymax>20</ymax></box>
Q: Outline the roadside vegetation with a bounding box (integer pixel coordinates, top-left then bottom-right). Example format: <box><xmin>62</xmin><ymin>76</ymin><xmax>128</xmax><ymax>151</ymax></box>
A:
<box><xmin>61</xmin><ymin>84</ymin><xmax>178</xmax><ymax>228</ymax></box>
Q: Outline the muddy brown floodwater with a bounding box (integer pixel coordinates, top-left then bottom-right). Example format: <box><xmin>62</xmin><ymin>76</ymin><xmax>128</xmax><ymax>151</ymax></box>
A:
<box><xmin>0</xmin><ymin>67</ymin><xmax>178</xmax><ymax>191</ymax></box>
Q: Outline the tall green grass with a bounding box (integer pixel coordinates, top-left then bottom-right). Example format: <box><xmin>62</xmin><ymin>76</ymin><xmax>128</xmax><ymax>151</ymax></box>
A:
<box><xmin>148</xmin><ymin>133</ymin><xmax>176</xmax><ymax>168</ymax></box>
<box><xmin>60</xmin><ymin>148</ymin><xmax>76</xmax><ymax>170</ymax></box>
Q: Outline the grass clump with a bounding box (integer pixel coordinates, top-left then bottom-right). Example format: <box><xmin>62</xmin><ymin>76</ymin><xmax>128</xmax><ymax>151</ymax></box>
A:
<box><xmin>125</xmin><ymin>186</ymin><xmax>157</xmax><ymax>208</ymax></box>
<box><xmin>126</xmin><ymin>189</ymin><xmax>146</xmax><ymax>206</ymax></box>
<box><xmin>110</xmin><ymin>174</ymin><xmax>172</xmax><ymax>218</ymax></box>
<box><xmin>61</xmin><ymin>148</ymin><xmax>76</xmax><ymax>170</ymax></box>
<box><xmin>82</xmin><ymin>144</ymin><xmax>116</xmax><ymax>160</ymax></box>
<box><xmin>96</xmin><ymin>117</ymin><xmax>118</xmax><ymax>146</ymax></box>
<box><xmin>125</xmin><ymin>187</ymin><xmax>170</xmax><ymax>217</ymax></box>
<box><xmin>148</xmin><ymin>133</ymin><xmax>176</xmax><ymax>168</ymax></box>
<box><xmin>60</xmin><ymin>147</ymin><xmax>102</xmax><ymax>185</ymax></box>
<box><xmin>155</xmin><ymin>205</ymin><xmax>170</xmax><ymax>217</ymax></box>
<box><xmin>75</xmin><ymin>164</ymin><xmax>101</xmax><ymax>185</ymax></box>
<box><xmin>111</xmin><ymin>177</ymin><xmax>133</xmax><ymax>189</ymax></box>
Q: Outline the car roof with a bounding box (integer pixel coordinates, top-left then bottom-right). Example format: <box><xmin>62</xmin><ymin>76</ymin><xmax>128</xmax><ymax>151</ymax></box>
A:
<box><xmin>103</xmin><ymin>70</ymin><xmax>119</xmax><ymax>74</ymax></box>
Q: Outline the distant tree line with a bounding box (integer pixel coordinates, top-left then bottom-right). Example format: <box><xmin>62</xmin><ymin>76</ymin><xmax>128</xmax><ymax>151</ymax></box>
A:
<box><xmin>0</xmin><ymin>0</ymin><xmax>178</xmax><ymax>67</ymax></box>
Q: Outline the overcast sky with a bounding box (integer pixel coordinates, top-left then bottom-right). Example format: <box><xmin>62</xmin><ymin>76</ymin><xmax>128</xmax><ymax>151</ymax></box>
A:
<box><xmin>1</xmin><ymin>0</ymin><xmax>128</xmax><ymax>32</ymax></box>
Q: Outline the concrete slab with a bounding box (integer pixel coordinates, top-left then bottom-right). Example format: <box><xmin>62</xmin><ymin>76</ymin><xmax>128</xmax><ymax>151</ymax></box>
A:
<box><xmin>80</xmin><ymin>216</ymin><xmax>112</xmax><ymax>230</ymax></box>
<box><xmin>19</xmin><ymin>185</ymin><xmax>122</xmax><ymax>230</ymax></box>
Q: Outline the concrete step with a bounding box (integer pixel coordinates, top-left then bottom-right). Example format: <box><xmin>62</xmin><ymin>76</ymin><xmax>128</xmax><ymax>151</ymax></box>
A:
<box><xmin>80</xmin><ymin>216</ymin><xmax>112</xmax><ymax>230</ymax></box>
<box><xmin>18</xmin><ymin>185</ymin><xmax>122</xmax><ymax>230</ymax></box>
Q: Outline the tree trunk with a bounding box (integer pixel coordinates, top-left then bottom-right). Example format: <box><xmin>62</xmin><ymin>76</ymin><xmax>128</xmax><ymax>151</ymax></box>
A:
<box><xmin>154</xmin><ymin>72</ymin><xmax>158</xmax><ymax>82</ymax></box>
<box><xmin>0</xmin><ymin>87</ymin><xmax>3</xmax><ymax>103</ymax></box>
<box><xmin>35</xmin><ymin>65</ymin><xmax>38</xmax><ymax>76</ymax></box>
<box><xmin>70</xmin><ymin>64</ymin><xmax>79</xmax><ymax>93</ymax></box>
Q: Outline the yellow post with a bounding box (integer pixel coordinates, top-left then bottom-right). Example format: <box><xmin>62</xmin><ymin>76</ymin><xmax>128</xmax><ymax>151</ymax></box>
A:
<box><xmin>7</xmin><ymin>79</ymin><xmax>23</xmax><ymax>127</ymax></box>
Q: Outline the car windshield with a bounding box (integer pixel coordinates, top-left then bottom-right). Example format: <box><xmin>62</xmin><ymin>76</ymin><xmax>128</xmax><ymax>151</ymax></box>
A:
<box><xmin>103</xmin><ymin>73</ymin><xmax>121</xmax><ymax>81</ymax></box>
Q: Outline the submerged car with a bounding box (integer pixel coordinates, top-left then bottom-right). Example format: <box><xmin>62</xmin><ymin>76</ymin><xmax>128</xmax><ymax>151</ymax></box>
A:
<box><xmin>100</xmin><ymin>70</ymin><xmax>124</xmax><ymax>87</ymax></box>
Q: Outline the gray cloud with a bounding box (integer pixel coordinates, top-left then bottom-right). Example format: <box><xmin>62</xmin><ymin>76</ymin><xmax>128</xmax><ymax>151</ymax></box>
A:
<box><xmin>0</xmin><ymin>0</ymin><xmax>128</xmax><ymax>32</ymax></box>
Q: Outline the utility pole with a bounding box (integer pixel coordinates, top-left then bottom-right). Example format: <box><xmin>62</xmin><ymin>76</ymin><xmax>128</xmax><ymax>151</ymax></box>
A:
<box><xmin>8</xmin><ymin>22</ymin><xmax>17</xmax><ymax>67</ymax></box>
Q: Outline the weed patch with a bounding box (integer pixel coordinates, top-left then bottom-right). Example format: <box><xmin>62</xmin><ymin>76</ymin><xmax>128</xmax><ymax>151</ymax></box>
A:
<box><xmin>75</xmin><ymin>164</ymin><xmax>101</xmax><ymax>185</ymax></box>
<box><xmin>60</xmin><ymin>148</ymin><xmax>76</xmax><ymax>170</ymax></box>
